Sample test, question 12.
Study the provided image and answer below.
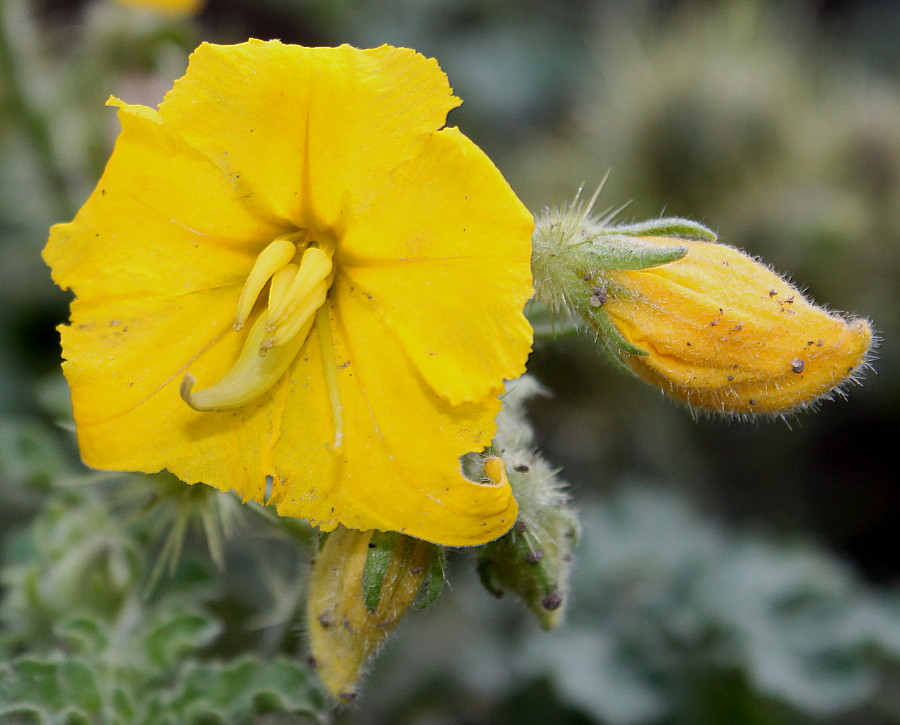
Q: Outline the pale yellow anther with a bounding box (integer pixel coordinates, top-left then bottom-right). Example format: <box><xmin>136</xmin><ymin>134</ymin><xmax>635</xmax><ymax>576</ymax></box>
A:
<box><xmin>267</xmin><ymin>263</ymin><xmax>300</xmax><ymax>316</ymax></box>
<box><xmin>267</xmin><ymin>246</ymin><xmax>333</xmax><ymax>328</ymax></box>
<box><xmin>233</xmin><ymin>239</ymin><xmax>297</xmax><ymax>330</ymax></box>
<box><xmin>262</xmin><ymin>280</ymin><xmax>329</xmax><ymax>352</ymax></box>
<box><xmin>182</xmin><ymin>240</ymin><xmax>335</xmax><ymax>412</ymax></box>
<box><xmin>181</xmin><ymin>311</ymin><xmax>311</xmax><ymax>412</ymax></box>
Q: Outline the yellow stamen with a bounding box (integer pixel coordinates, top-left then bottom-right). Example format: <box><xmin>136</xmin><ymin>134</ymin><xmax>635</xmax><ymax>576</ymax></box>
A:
<box><xmin>233</xmin><ymin>239</ymin><xmax>297</xmax><ymax>330</ymax></box>
<box><xmin>262</xmin><ymin>280</ymin><xmax>329</xmax><ymax>351</ymax></box>
<box><xmin>183</xmin><ymin>241</ymin><xmax>336</xmax><ymax>412</ymax></box>
<box><xmin>315</xmin><ymin>305</ymin><xmax>345</xmax><ymax>451</ymax></box>
<box><xmin>267</xmin><ymin>246</ymin><xmax>333</xmax><ymax>329</ymax></box>
<box><xmin>267</xmin><ymin>263</ymin><xmax>300</xmax><ymax>315</ymax></box>
<box><xmin>180</xmin><ymin>311</ymin><xmax>311</xmax><ymax>412</ymax></box>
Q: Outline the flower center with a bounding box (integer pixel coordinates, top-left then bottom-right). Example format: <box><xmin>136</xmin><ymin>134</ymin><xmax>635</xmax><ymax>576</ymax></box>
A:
<box><xmin>180</xmin><ymin>237</ymin><xmax>334</xmax><ymax>412</ymax></box>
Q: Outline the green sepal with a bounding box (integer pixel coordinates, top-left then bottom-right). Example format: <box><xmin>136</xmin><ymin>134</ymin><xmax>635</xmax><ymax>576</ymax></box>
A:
<box><xmin>476</xmin><ymin>509</ymin><xmax>579</xmax><ymax>631</ymax></box>
<box><xmin>416</xmin><ymin>546</ymin><xmax>446</xmax><ymax>609</ymax></box>
<box><xmin>362</xmin><ymin>531</ymin><xmax>399</xmax><ymax>613</ymax></box>
<box><xmin>588</xmin><ymin>305</ymin><xmax>648</xmax><ymax>356</ymax></box>
<box><xmin>586</xmin><ymin>237</ymin><xmax>689</xmax><ymax>271</ymax></box>
<box><xmin>477</xmin><ymin>554</ymin><xmax>505</xmax><ymax>598</ymax></box>
<box><xmin>316</xmin><ymin>530</ymin><xmax>331</xmax><ymax>551</ymax></box>
<box><xmin>608</xmin><ymin>217</ymin><xmax>717</xmax><ymax>241</ymax></box>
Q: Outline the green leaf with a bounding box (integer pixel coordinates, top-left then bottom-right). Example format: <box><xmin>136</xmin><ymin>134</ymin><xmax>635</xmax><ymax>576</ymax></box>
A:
<box><xmin>0</xmin><ymin>419</ymin><xmax>67</xmax><ymax>492</ymax></box>
<box><xmin>143</xmin><ymin>610</ymin><xmax>221</xmax><ymax>671</ymax></box>
<box><xmin>57</xmin><ymin>661</ymin><xmax>102</xmax><ymax>716</ymax></box>
<box><xmin>0</xmin><ymin>658</ymin><xmax>102</xmax><ymax>724</ymax></box>
<box><xmin>166</xmin><ymin>657</ymin><xmax>326</xmax><ymax>722</ymax></box>
<box><xmin>55</xmin><ymin>617</ymin><xmax>108</xmax><ymax>655</ymax></box>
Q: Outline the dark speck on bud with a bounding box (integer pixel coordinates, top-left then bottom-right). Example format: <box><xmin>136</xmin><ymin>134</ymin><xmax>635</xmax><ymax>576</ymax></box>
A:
<box><xmin>525</xmin><ymin>548</ymin><xmax>545</xmax><ymax>563</ymax></box>
<box><xmin>590</xmin><ymin>287</ymin><xmax>608</xmax><ymax>307</ymax></box>
<box><xmin>542</xmin><ymin>592</ymin><xmax>563</xmax><ymax>611</ymax></box>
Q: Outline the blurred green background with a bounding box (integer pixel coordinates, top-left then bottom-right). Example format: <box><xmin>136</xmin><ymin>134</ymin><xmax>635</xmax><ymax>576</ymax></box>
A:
<box><xmin>1</xmin><ymin>0</ymin><xmax>899</xmax><ymax>723</ymax></box>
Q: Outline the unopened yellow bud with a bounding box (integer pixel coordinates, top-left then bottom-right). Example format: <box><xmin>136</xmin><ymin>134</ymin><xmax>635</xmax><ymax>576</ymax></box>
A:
<box><xmin>601</xmin><ymin>237</ymin><xmax>873</xmax><ymax>416</ymax></box>
<box><xmin>306</xmin><ymin>527</ymin><xmax>433</xmax><ymax>702</ymax></box>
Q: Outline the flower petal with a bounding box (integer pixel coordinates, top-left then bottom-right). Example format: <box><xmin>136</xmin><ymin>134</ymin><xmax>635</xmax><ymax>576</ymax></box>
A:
<box><xmin>44</xmin><ymin>101</ymin><xmax>287</xmax><ymax>303</ymax></box>
<box><xmin>339</xmin><ymin>128</ymin><xmax>534</xmax><ymax>405</ymax></box>
<box><xmin>156</xmin><ymin>41</ymin><xmax>460</xmax><ymax>230</ymax></box>
<box><xmin>61</xmin><ymin>286</ymin><xmax>285</xmax><ymax>502</ymax></box>
<box><xmin>268</xmin><ymin>277</ymin><xmax>518</xmax><ymax>546</ymax></box>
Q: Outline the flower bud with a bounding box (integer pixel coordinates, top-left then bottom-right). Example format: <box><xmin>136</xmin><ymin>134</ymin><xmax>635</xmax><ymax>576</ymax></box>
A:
<box><xmin>474</xmin><ymin>380</ymin><xmax>579</xmax><ymax>630</ymax></box>
<box><xmin>306</xmin><ymin>527</ymin><xmax>439</xmax><ymax>702</ymax></box>
<box><xmin>600</xmin><ymin>237</ymin><xmax>873</xmax><ymax>415</ymax></box>
<box><xmin>477</xmin><ymin>504</ymin><xmax>579</xmax><ymax>630</ymax></box>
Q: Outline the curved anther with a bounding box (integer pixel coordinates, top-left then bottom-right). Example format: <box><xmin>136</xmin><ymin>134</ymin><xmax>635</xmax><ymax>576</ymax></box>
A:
<box><xmin>267</xmin><ymin>246</ymin><xmax>333</xmax><ymax>329</ymax></box>
<box><xmin>262</xmin><ymin>280</ymin><xmax>329</xmax><ymax>352</ymax></box>
<box><xmin>233</xmin><ymin>239</ymin><xmax>297</xmax><ymax>330</ymax></box>
<box><xmin>181</xmin><ymin>311</ymin><xmax>311</xmax><ymax>412</ymax></box>
<box><xmin>267</xmin><ymin>263</ymin><xmax>300</xmax><ymax>317</ymax></box>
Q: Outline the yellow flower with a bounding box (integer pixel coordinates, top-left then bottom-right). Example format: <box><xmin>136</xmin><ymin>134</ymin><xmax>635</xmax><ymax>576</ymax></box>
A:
<box><xmin>602</xmin><ymin>237</ymin><xmax>872</xmax><ymax>415</ymax></box>
<box><xmin>43</xmin><ymin>41</ymin><xmax>533</xmax><ymax>546</ymax></box>
<box><xmin>113</xmin><ymin>0</ymin><xmax>204</xmax><ymax>16</ymax></box>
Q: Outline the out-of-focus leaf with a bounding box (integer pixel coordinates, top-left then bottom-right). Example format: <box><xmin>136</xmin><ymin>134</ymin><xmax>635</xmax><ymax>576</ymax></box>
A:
<box><xmin>0</xmin><ymin>658</ymin><xmax>102</xmax><ymax>724</ymax></box>
<box><xmin>0</xmin><ymin>419</ymin><xmax>66</xmax><ymax>491</ymax></box>
<box><xmin>143</xmin><ymin>609</ymin><xmax>221</xmax><ymax>672</ymax></box>
<box><xmin>163</xmin><ymin>657</ymin><xmax>326</xmax><ymax>724</ymax></box>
